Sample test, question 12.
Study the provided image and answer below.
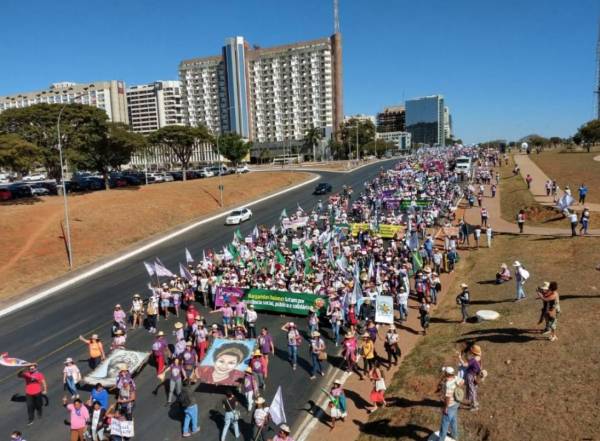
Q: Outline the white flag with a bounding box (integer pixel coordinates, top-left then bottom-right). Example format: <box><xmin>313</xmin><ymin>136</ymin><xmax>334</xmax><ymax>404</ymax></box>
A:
<box><xmin>179</xmin><ymin>263</ymin><xmax>193</xmax><ymax>281</ymax></box>
<box><xmin>185</xmin><ymin>248</ymin><xmax>194</xmax><ymax>263</ymax></box>
<box><xmin>154</xmin><ymin>262</ymin><xmax>175</xmax><ymax>278</ymax></box>
<box><xmin>143</xmin><ymin>261</ymin><xmax>155</xmax><ymax>277</ymax></box>
<box><xmin>269</xmin><ymin>386</ymin><xmax>287</xmax><ymax>425</ymax></box>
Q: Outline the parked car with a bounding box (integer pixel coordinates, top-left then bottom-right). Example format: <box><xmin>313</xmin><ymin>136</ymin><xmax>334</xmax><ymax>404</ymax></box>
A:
<box><xmin>27</xmin><ymin>183</ymin><xmax>51</xmax><ymax>196</ymax></box>
<box><xmin>225</xmin><ymin>208</ymin><xmax>253</xmax><ymax>225</ymax></box>
<box><xmin>8</xmin><ymin>183</ymin><xmax>33</xmax><ymax>198</ymax></box>
<box><xmin>0</xmin><ymin>187</ymin><xmax>12</xmax><ymax>200</ymax></box>
<box><xmin>22</xmin><ymin>173</ymin><xmax>47</xmax><ymax>182</ymax></box>
<box><xmin>147</xmin><ymin>172</ymin><xmax>165</xmax><ymax>183</ymax></box>
<box><xmin>313</xmin><ymin>183</ymin><xmax>333</xmax><ymax>195</ymax></box>
<box><xmin>235</xmin><ymin>165</ymin><xmax>250</xmax><ymax>173</ymax></box>
<box><xmin>199</xmin><ymin>168</ymin><xmax>215</xmax><ymax>178</ymax></box>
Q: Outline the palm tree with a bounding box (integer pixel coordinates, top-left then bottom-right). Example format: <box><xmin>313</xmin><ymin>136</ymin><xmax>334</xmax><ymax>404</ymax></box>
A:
<box><xmin>304</xmin><ymin>126</ymin><xmax>323</xmax><ymax>161</ymax></box>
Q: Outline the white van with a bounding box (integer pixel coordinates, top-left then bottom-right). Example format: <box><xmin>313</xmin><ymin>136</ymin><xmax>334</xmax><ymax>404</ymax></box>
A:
<box><xmin>455</xmin><ymin>156</ymin><xmax>472</xmax><ymax>174</ymax></box>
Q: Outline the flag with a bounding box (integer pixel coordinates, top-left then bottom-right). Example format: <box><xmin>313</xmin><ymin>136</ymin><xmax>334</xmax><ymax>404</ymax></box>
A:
<box><xmin>143</xmin><ymin>261</ymin><xmax>155</xmax><ymax>277</ymax></box>
<box><xmin>303</xmin><ymin>243</ymin><xmax>313</xmax><ymax>258</ymax></box>
<box><xmin>297</xmin><ymin>202</ymin><xmax>304</xmax><ymax>213</ymax></box>
<box><xmin>185</xmin><ymin>248</ymin><xmax>194</xmax><ymax>263</ymax></box>
<box><xmin>269</xmin><ymin>386</ymin><xmax>287</xmax><ymax>425</ymax></box>
<box><xmin>0</xmin><ymin>353</ymin><xmax>32</xmax><ymax>367</ymax></box>
<box><xmin>179</xmin><ymin>263</ymin><xmax>193</xmax><ymax>281</ymax></box>
<box><xmin>275</xmin><ymin>250</ymin><xmax>286</xmax><ymax>265</ymax></box>
<box><xmin>252</xmin><ymin>225</ymin><xmax>260</xmax><ymax>239</ymax></box>
<box><xmin>291</xmin><ymin>238</ymin><xmax>301</xmax><ymax>250</ymax></box>
<box><xmin>223</xmin><ymin>246</ymin><xmax>233</xmax><ymax>261</ymax></box>
<box><xmin>304</xmin><ymin>258</ymin><xmax>313</xmax><ymax>275</ymax></box>
<box><xmin>155</xmin><ymin>257</ymin><xmax>166</xmax><ymax>268</ymax></box>
<box><xmin>202</xmin><ymin>250</ymin><xmax>207</xmax><ymax>263</ymax></box>
<box><xmin>235</xmin><ymin>228</ymin><xmax>243</xmax><ymax>241</ymax></box>
<box><xmin>556</xmin><ymin>193</ymin><xmax>574</xmax><ymax>211</ymax></box>
<box><xmin>367</xmin><ymin>258</ymin><xmax>374</xmax><ymax>279</ymax></box>
<box><xmin>280</xmin><ymin>208</ymin><xmax>288</xmax><ymax>219</ymax></box>
<box><xmin>412</xmin><ymin>251</ymin><xmax>423</xmax><ymax>272</ymax></box>
<box><xmin>270</xmin><ymin>225</ymin><xmax>277</xmax><ymax>236</ymax></box>
<box><xmin>154</xmin><ymin>262</ymin><xmax>175</xmax><ymax>278</ymax></box>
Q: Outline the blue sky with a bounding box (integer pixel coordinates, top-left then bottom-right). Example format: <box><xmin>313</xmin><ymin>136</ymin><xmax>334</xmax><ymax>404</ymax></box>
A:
<box><xmin>1</xmin><ymin>0</ymin><xmax>598</xmax><ymax>143</ymax></box>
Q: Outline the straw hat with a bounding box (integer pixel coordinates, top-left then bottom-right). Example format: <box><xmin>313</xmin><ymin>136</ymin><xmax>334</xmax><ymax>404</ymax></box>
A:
<box><xmin>91</xmin><ymin>334</ymin><xmax>99</xmax><ymax>340</ymax></box>
<box><xmin>344</xmin><ymin>331</ymin><xmax>354</xmax><ymax>339</ymax></box>
<box><xmin>540</xmin><ymin>281</ymin><xmax>550</xmax><ymax>290</ymax></box>
<box><xmin>312</xmin><ymin>331</ymin><xmax>321</xmax><ymax>337</ymax></box>
<box><xmin>256</xmin><ymin>397</ymin><xmax>266</xmax><ymax>405</ymax></box>
<box><xmin>512</xmin><ymin>261</ymin><xmax>522</xmax><ymax>267</ymax></box>
<box><xmin>443</xmin><ymin>366</ymin><xmax>455</xmax><ymax>375</ymax></box>
<box><xmin>460</xmin><ymin>283</ymin><xmax>468</xmax><ymax>288</ymax></box>
<box><xmin>361</xmin><ymin>332</ymin><xmax>370</xmax><ymax>339</ymax></box>
<box><xmin>333</xmin><ymin>379</ymin><xmax>342</xmax><ymax>385</ymax></box>
<box><xmin>174</xmin><ymin>322</ymin><xmax>184</xmax><ymax>329</ymax></box>
<box><xmin>114</xmin><ymin>329</ymin><xmax>124</xmax><ymax>336</ymax></box>
<box><xmin>185</xmin><ymin>341</ymin><xmax>193</xmax><ymax>346</ymax></box>
<box><xmin>279</xmin><ymin>424</ymin><xmax>291</xmax><ymax>434</ymax></box>
<box><xmin>64</xmin><ymin>357</ymin><xmax>73</xmax><ymax>364</ymax></box>
<box><xmin>118</xmin><ymin>363</ymin><xmax>129</xmax><ymax>372</ymax></box>
<box><xmin>133</xmin><ymin>293</ymin><xmax>141</xmax><ymax>298</ymax></box>
<box><xmin>211</xmin><ymin>324</ymin><xmax>218</xmax><ymax>329</ymax></box>
<box><xmin>253</xmin><ymin>349</ymin><xmax>262</xmax><ymax>357</ymax></box>
<box><xmin>470</xmin><ymin>345</ymin><xmax>482</xmax><ymax>356</ymax></box>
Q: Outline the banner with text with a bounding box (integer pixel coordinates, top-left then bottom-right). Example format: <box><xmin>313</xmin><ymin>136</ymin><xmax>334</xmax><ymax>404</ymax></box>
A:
<box><xmin>244</xmin><ymin>289</ymin><xmax>328</xmax><ymax>316</ymax></box>
<box><xmin>215</xmin><ymin>286</ymin><xmax>246</xmax><ymax>308</ymax></box>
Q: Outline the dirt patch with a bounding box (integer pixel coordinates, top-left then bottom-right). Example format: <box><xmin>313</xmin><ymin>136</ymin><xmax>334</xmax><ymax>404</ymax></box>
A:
<box><xmin>531</xmin><ymin>151</ymin><xmax>600</xmax><ymax>204</ymax></box>
<box><xmin>0</xmin><ymin>172</ymin><xmax>310</xmax><ymax>299</ymax></box>
<box><xmin>357</xmin><ymin>234</ymin><xmax>600</xmax><ymax>441</ymax></box>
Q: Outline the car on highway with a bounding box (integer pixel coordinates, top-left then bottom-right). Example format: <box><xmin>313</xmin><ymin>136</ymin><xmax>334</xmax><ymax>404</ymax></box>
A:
<box><xmin>313</xmin><ymin>182</ymin><xmax>333</xmax><ymax>195</ymax></box>
<box><xmin>22</xmin><ymin>173</ymin><xmax>47</xmax><ymax>182</ymax></box>
<box><xmin>225</xmin><ymin>208</ymin><xmax>253</xmax><ymax>225</ymax></box>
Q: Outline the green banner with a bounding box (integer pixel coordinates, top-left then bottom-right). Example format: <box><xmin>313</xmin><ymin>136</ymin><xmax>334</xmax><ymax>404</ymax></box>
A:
<box><xmin>244</xmin><ymin>289</ymin><xmax>328</xmax><ymax>316</ymax></box>
<box><xmin>400</xmin><ymin>199</ymin><xmax>433</xmax><ymax>210</ymax></box>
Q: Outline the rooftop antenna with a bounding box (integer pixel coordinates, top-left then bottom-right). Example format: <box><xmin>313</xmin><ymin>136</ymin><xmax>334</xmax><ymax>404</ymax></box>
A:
<box><xmin>334</xmin><ymin>0</ymin><xmax>340</xmax><ymax>34</ymax></box>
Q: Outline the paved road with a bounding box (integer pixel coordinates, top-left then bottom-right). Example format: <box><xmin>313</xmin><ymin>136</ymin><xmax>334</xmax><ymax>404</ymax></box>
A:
<box><xmin>0</xmin><ymin>161</ymin><xmax>395</xmax><ymax>441</ymax></box>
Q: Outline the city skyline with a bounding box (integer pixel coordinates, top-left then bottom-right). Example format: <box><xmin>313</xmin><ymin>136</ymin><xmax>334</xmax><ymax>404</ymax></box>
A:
<box><xmin>1</xmin><ymin>0</ymin><xmax>599</xmax><ymax>143</ymax></box>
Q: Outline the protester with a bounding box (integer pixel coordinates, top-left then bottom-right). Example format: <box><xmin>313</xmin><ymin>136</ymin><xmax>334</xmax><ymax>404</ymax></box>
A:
<box><xmin>271</xmin><ymin>424</ymin><xmax>294</xmax><ymax>441</ymax></box>
<box><xmin>538</xmin><ymin>281</ymin><xmax>560</xmax><ymax>342</ymax></box>
<box><xmin>459</xmin><ymin>344</ymin><xmax>482</xmax><ymax>411</ymax></box>
<box><xmin>89</xmin><ymin>400</ymin><xmax>106</xmax><ymax>441</ymax></box>
<box><xmin>253</xmin><ymin>397</ymin><xmax>270</xmax><ymax>441</ymax></box>
<box><xmin>578</xmin><ymin>184</ymin><xmax>588</xmax><ymax>204</ymax></box>
<box><xmin>568</xmin><ymin>210</ymin><xmax>579</xmax><ymax>237</ymax></box>
<box><xmin>282</xmin><ymin>322</ymin><xmax>301</xmax><ymax>371</ymax></box>
<box><xmin>309</xmin><ymin>331</ymin><xmax>326</xmax><ymax>379</ymax></box>
<box><xmin>456</xmin><ymin>283</ymin><xmax>470</xmax><ymax>323</ymax></box>
<box><xmin>513</xmin><ymin>261</ymin><xmax>528</xmax><ymax>301</ymax></box>
<box><xmin>367</xmin><ymin>361</ymin><xmax>387</xmax><ymax>413</ymax></box>
<box><xmin>419</xmin><ymin>298</ymin><xmax>431</xmax><ymax>335</ymax></box>
<box><xmin>10</xmin><ymin>431</ymin><xmax>26</xmax><ymax>441</ymax></box>
<box><xmin>178</xmin><ymin>387</ymin><xmax>200</xmax><ymax>437</ymax></box>
<box><xmin>384</xmin><ymin>325</ymin><xmax>401</xmax><ymax>367</ymax></box>
<box><xmin>580</xmin><ymin>208</ymin><xmax>590</xmax><ymax>235</ymax></box>
<box><xmin>130</xmin><ymin>294</ymin><xmax>144</xmax><ymax>329</ymax></box>
<box><xmin>437</xmin><ymin>366</ymin><xmax>464</xmax><ymax>441</ymax></box>
<box><xmin>167</xmin><ymin>358</ymin><xmax>186</xmax><ymax>406</ymax></box>
<box><xmin>87</xmin><ymin>383</ymin><xmax>109</xmax><ymax>410</ymax></box>
<box><xmin>326</xmin><ymin>379</ymin><xmax>347</xmax><ymax>430</ymax></box>
<box><xmin>62</xmin><ymin>358</ymin><xmax>81</xmax><ymax>399</ymax></box>
<box><xmin>495</xmin><ymin>263</ymin><xmax>511</xmax><ymax>284</ymax></box>
<box><xmin>486</xmin><ymin>225</ymin><xmax>493</xmax><ymax>248</ymax></box>
<box><xmin>516</xmin><ymin>210</ymin><xmax>525</xmax><ymax>234</ymax></box>
<box><xmin>257</xmin><ymin>327</ymin><xmax>275</xmax><ymax>379</ymax></box>
<box><xmin>62</xmin><ymin>397</ymin><xmax>90</xmax><ymax>441</ymax></box>
<box><xmin>17</xmin><ymin>363</ymin><xmax>47</xmax><ymax>426</ymax></box>
<box><xmin>221</xmin><ymin>390</ymin><xmax>240</xmax><ymax>441</ymax></box>
<box><xmin>78</xmin><ymin>334</ymin><xmax>105</xmax><ymax>370</ymax></box>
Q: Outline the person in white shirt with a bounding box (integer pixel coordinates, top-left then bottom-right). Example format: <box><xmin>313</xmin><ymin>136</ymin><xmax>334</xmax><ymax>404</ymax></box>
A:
<box><xmin>397</xmin><ymin>286</ymin><xmax>409</xmax><ymax>321</ymax></box>
<box><xmin>486</xmin><ymin>225</ymin><xmax>493</xmax><ymax>248</ymax></box>
<box><xmin>253</xmin><ymin>397</ymin><xmax>270</xmax><ymax>441</ymax></box>
<box><xmin>437</xmin><ymin>366</ymin><xmax>464</xmax><ymax>441</ymax></box>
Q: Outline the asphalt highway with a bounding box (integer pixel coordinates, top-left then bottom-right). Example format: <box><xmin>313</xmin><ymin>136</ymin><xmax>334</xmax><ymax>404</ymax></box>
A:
<box><xmin>0</xmin><ymin>160</ymin><xmax>396</xmax><ymax>441</ymax></box>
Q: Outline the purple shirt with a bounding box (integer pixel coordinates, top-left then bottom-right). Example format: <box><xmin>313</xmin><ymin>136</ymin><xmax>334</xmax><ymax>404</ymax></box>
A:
<box><xmin>258</xmin><ymin>334</ymin><xmax>273</xmax><ymax>354</ymax></box>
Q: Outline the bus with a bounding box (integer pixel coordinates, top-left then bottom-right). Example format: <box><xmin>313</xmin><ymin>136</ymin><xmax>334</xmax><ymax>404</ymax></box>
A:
<box><xmin>455</xmin><ymin>156</ymin><xmax>472</xmax><ymax>174</ymax></box>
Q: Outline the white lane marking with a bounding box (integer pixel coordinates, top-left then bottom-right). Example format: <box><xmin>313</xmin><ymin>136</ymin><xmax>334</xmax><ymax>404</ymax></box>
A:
<box><xmin>0</xmin><ymin>175</ymin><xmax>320</xmax><ymax>319</ymax></box>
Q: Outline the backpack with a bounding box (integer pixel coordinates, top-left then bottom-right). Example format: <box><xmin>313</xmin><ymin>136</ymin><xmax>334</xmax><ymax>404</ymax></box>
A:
<box><xmin>519</xmin><ymin>268</ymin><xmax>530</xmax><ymax>281</ymax></box>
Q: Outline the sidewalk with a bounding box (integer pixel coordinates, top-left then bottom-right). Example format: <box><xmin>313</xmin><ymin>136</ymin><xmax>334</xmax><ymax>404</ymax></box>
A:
<box><xmin>513</xmin><ymin>154</ymin><xmax>600</xmax><ymax>212</ymax></box>
<box><xmin>462</xmin><ymin>166</ymin><xmax>600</xmax><ymax>237</ymax></box>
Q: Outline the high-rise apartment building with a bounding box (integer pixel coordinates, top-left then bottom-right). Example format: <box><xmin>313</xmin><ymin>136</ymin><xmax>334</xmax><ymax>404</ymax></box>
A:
<box><xmin>179</xmin><ymin>34</ymin><xmax>343</xmax><ymax>158</ymax></box>
<box><xmin>405</xmin><ymin>95</ymin><xmax>445</xmax><ymax>146</ymax></box>
<box><xmin>443</xmin><ymin>106</ymin><xmax>453</xmax><ymax>141</ymax></box>
<box><xmin>376</xmin><ymin>106</ymin><xmax>405</xmax><ymax>133</ymax></box>
<box><xmin>126</xmin><ymin>81</ymin><xmax>184</xmax><ymax>134</ymax></box>
<box><xmin>0</xmin><ymin>81</ymin><xmax>129</xmax><ymax>124</ymax></box>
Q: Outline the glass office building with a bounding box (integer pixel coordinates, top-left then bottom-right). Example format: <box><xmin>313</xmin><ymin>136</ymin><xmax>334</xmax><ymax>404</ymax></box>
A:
<box><xmin>405</xmin><ymin>95</ymin><xmax>445</xmax><ymax>146</ymax></box>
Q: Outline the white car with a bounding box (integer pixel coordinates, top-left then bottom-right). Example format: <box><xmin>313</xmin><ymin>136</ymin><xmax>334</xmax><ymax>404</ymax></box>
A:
<box><xmin>235</xmin><ymin>165</ymin><xmax>250</xmax><ymax>173</ymax></box>
<box><xmin>147</xmin><ymin>172</ymin><xmax>165</xmax><ymax>183</ymax></box>
<box><xmin>22</xmin><ymin>173</ymin><xmax>46</xmax><ymax>182</ymax></box>
<box><xmin>225</xmin><ymin>208</ymin><xmax>253</xmax><ymax>225</ymax></box>
<box><xmin>162</xmin><ymin>173</ymin><xmax>174</xmax><ymax>182</ymax></box>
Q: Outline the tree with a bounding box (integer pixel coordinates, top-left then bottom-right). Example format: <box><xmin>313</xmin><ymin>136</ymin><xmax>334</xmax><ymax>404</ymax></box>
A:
<box><xmin>149</xmin><ymin>125</ymin><xmax>211</xmax><ymax>181</ymax></box>
<box><xmin>549</xmin><ymin>137</ymin><xmax>562</xmax><ymax>147</ymax></box>
<box><xmin>74</xmin><ymin>123</ymin><xmax>147</xmax><ymax>189</ymax></box>
<box><xmin>338</xmin><ymin>118</ymin><xmax>376</xmax><ymax>158</ymax></box>
<box><xmin>304</xmin><ymin>126</ymin><xmax>323</xmax><ymax>161</ymax></box>
<box><xmin>363</xmin><ymin>139</ymin><xmax>394</xmax><ymax>158</ymax></box>
<box><xmin>576</xmin><ymin>119</ymin><xmax>600</xmax><ymax>146</ymax></box>
<box><xmin>216</xmin><ymin>133</ymin><xmax>252</xmax><ymax>166</ymax></box>
<box><xmin>528</xmin><ymin>135</ymin><xmax>549</xmax><ymax>148</ymax></box>
<box><xmin>0</xmin><ymin>103</ymin><xmax>109</xmax><ymax>180</ymax></box>
<box><xmin>0</xmin><ymin>133</ymin><xmax>42</xmax><ymax>177</ymax></box>
<box><xmin>328</xmin><ymin>138</ymin><xmax>346</xmax><ymax>160</ymax></box>
<box><xmin>258</xmin><ymin>147</ymin><xmax>273</xmax><ymax>164</ymax></box>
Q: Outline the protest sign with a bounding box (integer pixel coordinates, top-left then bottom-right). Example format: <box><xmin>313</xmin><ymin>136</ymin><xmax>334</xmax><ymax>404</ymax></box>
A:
<box><xmin>374</xmin><ymin>295</ymin><xmax>395</xmax><ymax>324</ymax></box>
<box><xmin>214</xmin><ymin>286</ymin><xmax>246</xmax><ymax>308</ymax></box>
<box><xmin>82</xmin><ymin>349</ymin><xmax>150</xmax><ymax>387</ymax></box>
<box><xmin>350</xmin><ymin>223</ymin><xmax>370</xmax><ymax>236</ymax></box>
<box><xmin>196</xmin><ymin>339</ymin><xmax>255</xmax><ymax>386</ymax></box>
<box><xmin>378</xmin><ymin>224</ymin><xmax>403</xmax><ymax>239</ymax></box>
<box><xmin>245</xmin><ymin>289</ymin><xmax>328</xmax><ymax>316</ymax></box>
<box><xmin>110</xmin><ymin>419</ymin><xmax>135</xmax><ymax>438</ymax></box>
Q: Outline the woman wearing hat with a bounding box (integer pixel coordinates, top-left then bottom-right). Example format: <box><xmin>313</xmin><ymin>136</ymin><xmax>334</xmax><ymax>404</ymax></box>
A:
<box><xmin>79</xmin><ymin>334</ymin><xmax>105</xmax><ymax>369</ymax></box>
<box><xmin>326</xmin><ymin>379</ymin><xmax>347</xmax><ymax>430</ymax></box>
<box><xmin>367</xmin><ymin>360</ymin><xmax>387</xmax><ymax>413</ymax></box>
<box><xmin>309</xmin><ymin>331</ymin><xmax>326</xmax><ymax>379</ymax></box>
<box><xmin>62</xmin><ymin>358</ymin><xmax>81</xmax><ymax>399</ymax></box>
<box><xmin>281</xmin><ymin>322</ymin><xmax>301</xmax><ymax>371</ymax></box>
<box><xmin>272</xmin><ymin>424</ymin><xmax>294</xmax><ymax>441</ymax></box>
<box><xmin>384</xmin><ymin>325</ymin><xmax>401</xmax><ymax>367</ymax></box>
<box><xmin>360</xmin><ymin>332</ymin><xmax>375</xmax><ymax>374</ymax></box>
<box><xmin>458</xmin><ymin>344</ymin><xmax>482</xmax><ymax>411</ymax></box>
<box><xmin>495</xmin><ymin>263</ymin><xmax>512</xmax><ymax>284</ymax></box>
<box><xmin>243</xmin><ymin>366</ymin><xmax>258</xmax><ymax>412</ymax></box>
<box><xmin>250</xmin><ymin>349</ymin><xmax>266</xmax><ymax>390</ymax></box>
<box><xmin>253</xmin><ymin>396</ymin><xmax>270</xmax><ymax>441</ymax></box>
<box><xmin>130</xmin><ymin>294</ymin><xmax>144</xmax><ymax>329</ymax></box>
<box><xmin>111</xmin><ymin>329</ymin><xmax>127</xmax><ymax>351</ymax></box>
<box><xmin>342</xmin><ymin>331</ymin><xmax>363</xmax><ymax>380</ymax></box>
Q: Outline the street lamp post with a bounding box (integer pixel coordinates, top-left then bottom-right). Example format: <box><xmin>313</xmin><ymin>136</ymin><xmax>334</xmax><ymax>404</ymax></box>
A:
<box><xmin>56</xmin><ymin>85</ymin><xmax>93</xmax><ymax>269</ymax></box>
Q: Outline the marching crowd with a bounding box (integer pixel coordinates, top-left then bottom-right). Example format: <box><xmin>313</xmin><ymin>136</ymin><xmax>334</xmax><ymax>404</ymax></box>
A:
<box><xmin>12</xmin><ymin>146</ymin><xmax>523</xmax><ymax>441</ymax></box>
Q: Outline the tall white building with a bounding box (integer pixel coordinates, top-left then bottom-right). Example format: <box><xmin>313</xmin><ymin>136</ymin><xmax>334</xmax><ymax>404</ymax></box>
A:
<box><xmin>179</xmin><ymin>35</ymin><xmax>343</xmax><ymax>159</ymax></box>
<box><xmin>126</xmin><ymin>81</ymin><xmax>184</xmax><ymax>134</ymax></box>
<box><xmin>443</xmin><ymin>106</ymin><xmax>452</xmax><ymax>140</ymax></box>
<box><xmin>0</xmin><ymin>81</ymin><xmax>129</xmax><ymax>124</ymax></box>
